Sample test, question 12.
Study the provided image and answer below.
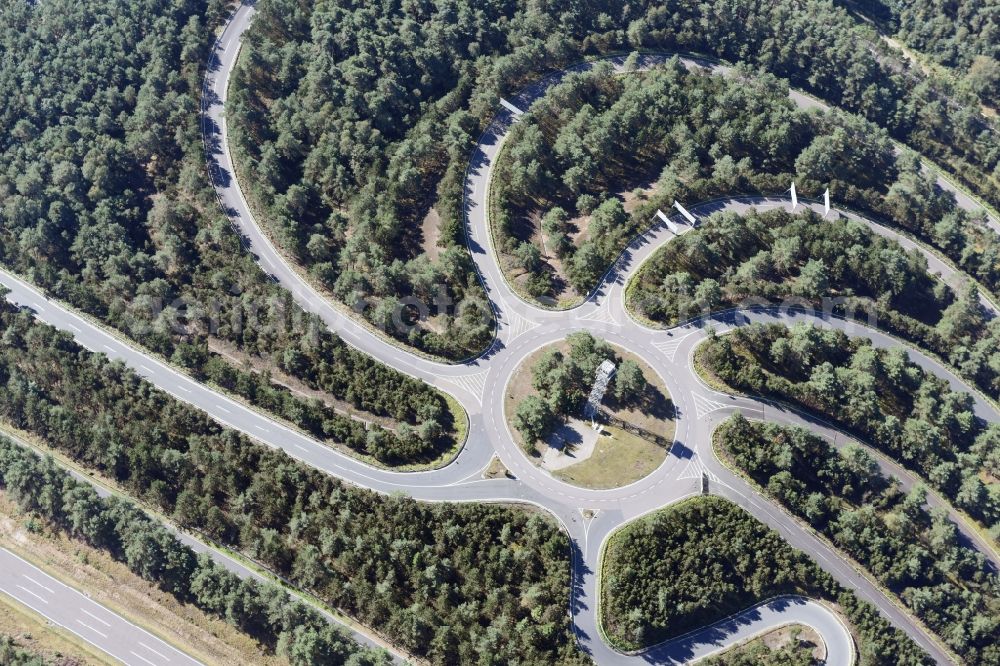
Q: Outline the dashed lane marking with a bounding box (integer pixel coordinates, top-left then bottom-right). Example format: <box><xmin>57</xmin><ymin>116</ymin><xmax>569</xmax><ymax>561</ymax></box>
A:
<box><xmin>130</xmin><ymin>652</ymin><xmax>158</xmax><ymax>666</ymax></box>
<box><xmin>15</xmin><ymin>585</ymin><xmax>48</xmax><ymax>604</ymax></box>
<box><xmin>81</xmin><ymin>608</ymin><xmax>111</xmax><ymax>628</ymax></box>
<box><xmin>138</xmin><ymin>642</ymin><xmax>170</xmax><ymax>661</ymax></box>
<box><xmin>76</xmin><ymin>619</ymin><xmax>108</xmax><ymax>639</ymax></box>
<box><xmin>23</xmin><ymin>575</ymin><xmax>54</xmax><ymax>594</ymax></box>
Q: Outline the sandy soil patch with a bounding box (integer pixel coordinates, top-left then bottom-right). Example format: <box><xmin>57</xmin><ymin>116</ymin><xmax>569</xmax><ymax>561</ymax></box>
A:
<box><xmin>420</xmin><ymin>207</ymin><xmax>442</xmax><ymax>261</ymax></box>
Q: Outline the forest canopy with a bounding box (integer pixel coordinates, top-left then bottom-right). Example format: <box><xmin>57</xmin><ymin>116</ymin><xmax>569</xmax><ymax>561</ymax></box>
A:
<box><xmin>628</xmin><ymin>208</ymin><xmax>1000</xmax><ymax>398</ymax></box>
<box><xmin>699</xmin><ymin>323</ymin><xmax>1000</xmax><ymax>538</ymax></box>
<box><xmin>0</xmin><ymin>436</ymin><xmax>391</xmax><ymax>666</ymax></box>
<box><xmin>0</xmin><ymin>301</ymin><xmax>583</xmax><ymax>665</ymax></box>
<box><xmin>601</xmin><ymin>495</ymin><xmax>930</xmax><ymax>664</ymax></box>
<box><xmin>716</xmin><ymin>416</ymin><xmax>1000</xmax><ymax>663</ymax></box>
<box><xmin>229</xmin><ymin>0</ymin><xmax>1000</xmax><ymax>345</ymax></box>
<box><xmin>0</xmin><ymin>0</ymin><xmax>463</xmax><ymax>465</ymax></box>
<box><xmin>494</xmin><ymin>60</ymin><xmax>1000</xmax><ymax>314</ymax></box>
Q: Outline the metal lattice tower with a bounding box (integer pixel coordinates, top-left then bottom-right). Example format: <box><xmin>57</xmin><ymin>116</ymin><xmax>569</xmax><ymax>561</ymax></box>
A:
<box><xmin>584</xmin><ymin>360</ymin><xmax>616</xmax><ymax>427</ymax></box>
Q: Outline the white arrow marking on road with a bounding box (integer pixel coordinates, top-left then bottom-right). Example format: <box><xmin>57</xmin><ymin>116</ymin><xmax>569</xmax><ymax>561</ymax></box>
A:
<box><xmin>790</xmin><ymin>181</ymin><xmax>798</xmax><ymax>209</ymax></box>
<box><xmin>823</xmin><ymin>188</ymin><xmax>831</xmax><ymax>217</ymax></box>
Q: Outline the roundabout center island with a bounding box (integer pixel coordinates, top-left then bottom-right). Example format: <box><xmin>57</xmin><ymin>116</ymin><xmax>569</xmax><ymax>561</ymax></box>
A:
<box><xmin>503</xmin><ymin>332</ymin><xmax>676</xmax><ymax>490</ymax></box>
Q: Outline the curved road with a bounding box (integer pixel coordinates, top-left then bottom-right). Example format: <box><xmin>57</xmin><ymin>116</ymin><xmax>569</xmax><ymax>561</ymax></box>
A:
<box><xmin>3</xmin><ymin>2</ymin><xmax>999</xmax><ymax>664</ymax></box>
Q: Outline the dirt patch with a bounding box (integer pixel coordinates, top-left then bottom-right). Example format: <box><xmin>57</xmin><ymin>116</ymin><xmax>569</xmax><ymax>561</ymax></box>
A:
<box><xmin>507</xmin><ymin>177</ymin><xmax>660</xmax><ymax>307</ymax></box>
<box><xmin>749</xmin><ymin>623</ymin><xmax>825</xmax><ymax>662</ymax></box>
<box><xmin>483</xmin><ymin>455</ymin><xmax>512</xmax><ymax>480</ymax></box>
<box><xmin>420</xmin><ymin>208</ymin><xmax>442</xmax><ymax>261</ymax></box>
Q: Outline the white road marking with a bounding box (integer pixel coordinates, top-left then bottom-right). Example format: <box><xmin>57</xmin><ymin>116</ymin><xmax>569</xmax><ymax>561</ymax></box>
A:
<box><xmin>217</xmin><ymin>405</ymin><xmax>231</xmax><ymax>414</ymax></box>
<box><xmin>22</xmin><ymin>574</ymin><xmax>55</xmax><ymax>594</ymax></box>
<box><xmin>692</xmin><ymin>392</ymin><xmax>729</xmax><ymax>419</ymax></box>
<box><xmin>15</xmin><ymin>584</ymin><xmax>48</xmax><ymax>604</ymax></box>
<box><xmin>102</xmin><ymin>344</ymin><xmax>115</xmax><ymax>352</ymax></box>
<box><xmin>499</xmin><ymin>98</ymin><xmax>524</xmax><ymax>116</ymax></box>
<box><xmin>76</xmin><ymin>619</ymin><xmax>108</xmax><ymax>639</ymax></box>
<box><xmin>67</xmin><ymin>323</ymin><xmax>81</xmax><ymax>332</ymax></box>
<box><xmin>652</xmin><ymin>337</ymin><xmax>685</xmax><ymax>362</ymax></box>
<box><xmin>130</xmin><ymin>652</ymin><xmax>159</xmax><ymax>666</ymax></box>
<box><xmin>139</xmin><ymin>641</ymin><xmax>171</xmax><ymax>661</ymax></box>
<box><xmin>81</xmin><ymin>608</ymin><xmax>112</xmax><ymax>627</ymax></box>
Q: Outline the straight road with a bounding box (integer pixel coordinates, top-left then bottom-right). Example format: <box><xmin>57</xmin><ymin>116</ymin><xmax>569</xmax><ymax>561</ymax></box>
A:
<box><xmin>0</xmin><ymin>548</ymin><xmax>202</xmax><ymax>666</ymax></box>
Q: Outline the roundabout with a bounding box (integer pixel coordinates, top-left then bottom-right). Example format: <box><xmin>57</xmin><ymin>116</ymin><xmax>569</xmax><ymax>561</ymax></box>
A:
<box><xmin>2</xmin><ymin>2</ymin><xmax>998</xmax><ymax>664</ymax></box>
<box><xmin>195</xmin><ymin>4</ymin><xmax>1000</xmax><ymax>663</ymax></box>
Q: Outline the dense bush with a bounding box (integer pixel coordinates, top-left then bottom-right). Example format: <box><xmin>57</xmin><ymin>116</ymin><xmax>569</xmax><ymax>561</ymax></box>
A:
<box><xmin>601</xmin><ymin>495</ymin><xmax>930</xmax><ymax>664</ymax></box>
<box><xmin>700</xmin><ymin>323</ymin><xmax>1000</xmax><ymax>534</ymax></box>
<box><xmin>0</xmin><ymin>303</ymin><xmax>582</xmax><ymax>665</ymax></box>
<box><xmin>0</xmin><ymin>437</ymin><xmax>389</xmax><ymax>665</ymax></box>
<box><xmin>230</xmin><ymin>0</ymin><xmax>999</xmax><ymax>324</ymax></box>
<box><xmin>0</xmin><ymin>636</ymin><xmax>60</xmax><ymax>666</ymax></box>
<box><xmin>841</xmin><ymin>0</ymin><xmax>1000</xmax><ymax>105</ymax></box>
<box><xmin>717</xmin><ymin>416</ymin><xmax>1000</xmax><ymax>663</ymax></box>
<box><xmin>497</xmin><ymin>61</ymin><xmax>1000</xmax><ymax>311</ymax></box>
<box><xmin>629</xmin><ymin>208</ymin><xmax>1000</xmax><ymax>397</ymax></box>
<box><xmin>0</xmin><ymin>0</ymin><xmax>460</xmax><ymax>458</ymax></box>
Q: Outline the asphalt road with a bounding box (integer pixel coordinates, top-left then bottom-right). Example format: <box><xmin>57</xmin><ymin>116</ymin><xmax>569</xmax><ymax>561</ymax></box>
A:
<box><xmin>2</xmin><ymin>1</ymin><xmax>997</xmax><ymax>664</ymax></box>
<box><xmin>0</xmin><ymin>427</ymin><xmax>402</xmax><ymax>662</ymax></box>
<box><xmin>643</xmin><ymin>596</ymin><xmax>853</xmax><ymax>666</ymax></box>
<box><xmin>0</xmin><ymin>548</ymin><xmax>202</xmax><ymax>666</ymax></box>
